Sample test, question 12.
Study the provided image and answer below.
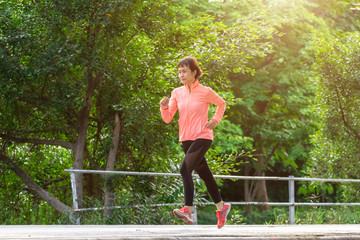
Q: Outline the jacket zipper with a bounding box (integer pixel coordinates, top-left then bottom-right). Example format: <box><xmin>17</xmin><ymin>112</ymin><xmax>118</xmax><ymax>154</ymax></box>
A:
<box><xmin>186</xmin><ymin>87</ymin><xmax>191</xmax><ymax>140</ymax></box>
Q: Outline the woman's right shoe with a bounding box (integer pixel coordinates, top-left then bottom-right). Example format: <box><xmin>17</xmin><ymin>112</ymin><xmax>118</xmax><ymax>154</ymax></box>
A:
<box><xmin>216</xmin><ymin>203</ymin><xmax>231</xmax><ymax>228</ymax></box>
<box><xmin>173</xmin><ymin>206</ymin><xmax>194</xmax><ymax>224</ymax></box>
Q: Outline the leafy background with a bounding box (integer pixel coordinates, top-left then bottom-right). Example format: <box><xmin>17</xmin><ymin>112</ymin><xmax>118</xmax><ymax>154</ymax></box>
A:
<box><xmin>1</xmin><ymin>0</ymin><xmax>360</xmax><ymax>224</ymax></box>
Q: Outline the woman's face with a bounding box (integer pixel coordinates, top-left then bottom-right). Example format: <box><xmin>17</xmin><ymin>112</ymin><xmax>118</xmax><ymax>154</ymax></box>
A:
<box><xmin>178</xmin><ymin>65</ymin><xmax>196</xmax><ymax>85</ymax></box>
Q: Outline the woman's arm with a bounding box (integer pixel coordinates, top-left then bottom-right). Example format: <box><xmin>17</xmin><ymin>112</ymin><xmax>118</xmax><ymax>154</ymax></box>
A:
<box><xmin>160</xmin><ymin>91</ymin><xmax>178</xmax><ymax>123</ymax></box>
<box><xmin>207</xmin><ymin>88</ymin><xmax>226</xmax><ymax>127</ymax></box>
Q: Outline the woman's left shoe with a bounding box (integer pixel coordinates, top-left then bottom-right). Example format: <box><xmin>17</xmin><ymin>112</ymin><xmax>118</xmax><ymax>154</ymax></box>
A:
<box><xmin>216</xmin><ymin>203</ymin><xmax>231</xmax><ymax>229</ymax></box>
<box><xmin>173</xmin><ymin>206</ymin><xmax>194</xmax><ymax>224</ymax></box>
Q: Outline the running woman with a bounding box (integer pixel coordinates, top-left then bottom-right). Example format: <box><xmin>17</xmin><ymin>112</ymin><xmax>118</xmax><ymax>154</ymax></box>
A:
<box><xmin>160</xmin><ymin>56</ymin><xmax>231</xmax><ymax>228</ymax></box>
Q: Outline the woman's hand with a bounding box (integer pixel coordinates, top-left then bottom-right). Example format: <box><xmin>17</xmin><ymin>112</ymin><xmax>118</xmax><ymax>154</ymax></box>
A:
<box><xmin>160</xmin><ymin>97</ymin><xmax>169</xmax><ymax>107</ymax></box>
<box><xmin>205</xmin><ymin>119</ymin><xmax>217</xmax><ymax>130</ymax></box>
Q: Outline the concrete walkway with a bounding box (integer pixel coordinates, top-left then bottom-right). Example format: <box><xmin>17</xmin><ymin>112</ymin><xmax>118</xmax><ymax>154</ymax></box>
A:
<box><xmin>1</xmin><ymin>224</ymin><xmax>360</xmax><ymax>240</ymax></box>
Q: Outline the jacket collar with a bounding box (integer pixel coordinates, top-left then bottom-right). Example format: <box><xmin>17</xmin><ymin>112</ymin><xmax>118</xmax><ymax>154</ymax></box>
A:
<box><xmin>185</xmin><ymin>79</ymin><xmax>199</xmax><ymax>91</ymax></box>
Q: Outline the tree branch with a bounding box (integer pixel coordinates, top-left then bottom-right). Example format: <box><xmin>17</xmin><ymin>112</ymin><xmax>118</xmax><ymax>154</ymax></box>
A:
<box><xmin>42</xmin><ymin>177</ymin><xmax>68</xmax><ymax>189</ymax></box>
<box><xmin>84</xmin><ymin>147</ymin><xmax>102</xmax><ymax>170</ymax></box>
<box><xmin>0</xmin><ymin>153</ymin><xmax>71</xmax><ymax>215</ymax></box>
<box><xmin>335</xmin><ymin>87</ymin><xmax>360</xmax><ymax>140</ymax></box>
<box><xmin>0</xmin><ymin>134</ymin><xmax>75</xmax><ymax>150</ymax></box>
<box><xmin>118</xmin><ymin>31</ymin><xmax>139</xmax><ymax>53</ymax></box>
<box><xmin>3</xmin><ymin>128</ymin><xmax>68</xmax><ymax>134</ymax></box>
<box><xmin>264</xmin><ymin>143</ymin><xmax>280</xmax><ymax>166</ymax></box>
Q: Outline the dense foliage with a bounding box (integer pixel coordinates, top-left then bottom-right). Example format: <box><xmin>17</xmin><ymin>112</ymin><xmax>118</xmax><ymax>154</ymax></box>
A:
<box><xmin>302</xmin><ymin>31</ymin><xmax>360</xmax><ymax>202</ymax></box>
<box><xmin>1</xmin><ymin>0</ymin><xmax>359</xmax><ymax>224</ymax></box>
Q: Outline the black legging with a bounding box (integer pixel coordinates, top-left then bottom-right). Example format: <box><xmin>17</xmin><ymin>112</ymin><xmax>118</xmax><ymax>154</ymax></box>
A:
<box><xmin>180</xmin><ymin>138</ymin><xmax>222</xmax><ymax>206</ymax></box>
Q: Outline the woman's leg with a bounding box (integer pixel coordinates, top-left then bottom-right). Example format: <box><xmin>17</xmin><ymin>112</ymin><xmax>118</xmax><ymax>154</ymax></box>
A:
<box><xmin>180</xmin><ymin>139</ymin><xmax>213</xmax><ymax>207</ymax></box>
<box><xmin>177</xmin><ymin>139</ymin><xmax>230</xmax><ymax>228</ymax></box>
<box><xmin>194</xmin><ymin>157</ymin><xmax>222</xmax><ymax>206</ymax></box>
<box><xmin>193</xmin><ymin>145</ymin><xmax>231</xmax><ymax>229</ymax></box>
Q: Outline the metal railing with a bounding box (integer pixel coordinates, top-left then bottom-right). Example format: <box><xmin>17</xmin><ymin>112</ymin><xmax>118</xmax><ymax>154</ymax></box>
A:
<box><xmin>65</xmin><ymin>168</ymin><xmax>360</xmax><ymax>225</ymax></box>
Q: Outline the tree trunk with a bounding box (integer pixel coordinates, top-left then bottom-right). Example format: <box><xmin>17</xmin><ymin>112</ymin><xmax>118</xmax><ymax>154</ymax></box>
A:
<box><xmin>0</xmin><ymin>154</ymin><xmax>71</xmax><ymax>215</ymax></box>
<box><xmin>253</xmin><ymin>175</ymin><xmax>269</xmax><ymax>210</ymax></box>
<box><xmin>244</xmin><ymin>149</ymin><xmax>270</xmax><ymax>214</ymax></box>
<box><xmin>251</xmin><ymin>150</ymin><xmax>270</xmax><ymax>211</ymax></box>
<box><xmin>244</xmin><ymin>162</ymin><xmax>252</xmax><ymax>215</ymax></box>
<box><xmin>73</xmin><ymin>71</ymin><xmax>102</xmax><ymax>208</ymax></box>
<box><xmin>104</xmin><ymin>112</ymin><xmax>121</xmax><ymax>217</ymax></box>
<box><xmin>243</xmin><ymin>86</ymin><xmax>278</xmax><ymax>212</ymax></box>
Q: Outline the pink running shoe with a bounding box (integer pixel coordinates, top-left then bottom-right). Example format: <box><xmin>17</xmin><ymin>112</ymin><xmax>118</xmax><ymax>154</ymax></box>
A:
<box><xmin>216</xmin><ymin>203</ymin><xmax>231</xmax><ymax>229</ymax></box>
<box><xmin>173</xmin><ymin>206</ymin><xmax>193</xmax><ymax>224</ymax></box>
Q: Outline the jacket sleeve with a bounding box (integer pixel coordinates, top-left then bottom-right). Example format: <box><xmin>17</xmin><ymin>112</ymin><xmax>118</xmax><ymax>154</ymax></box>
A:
<box><xmin>160</xmin><ymin>90</ymin><xmax>178</xmax><ymax>124</ymax></box>
<box><xmin>207</xmin><ymin>88</ymin><xmax>226</xmax><ymax>124</ymax></box>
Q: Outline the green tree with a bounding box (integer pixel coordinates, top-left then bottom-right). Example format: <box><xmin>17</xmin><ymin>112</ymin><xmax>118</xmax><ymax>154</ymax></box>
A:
<box><xmin>2</xmin><ymin>0</ymin><xmax>358</xmax><ymax>224</ymax></box>
<box><xmin>299</xmin><ymin>0</ymin><xmax>360</xmax><ymax>203</ymax></box>
<box><xmin>0</xmin><ymin>0</ymin><xmax>270</xmax><ymax>222</ymax></box>
<box><xmin>305</xmin><ymin>31</ymin><xmax>360</xmax><ymax>201</ymax></box>
<box><xmin>182</xmin><ymin>0</ymin><xmax>322</xmax><ymax>212</ymax></box>
<box><xmin>0</xmin><ymin>0</ymin><xmax>193</xmax><ymax>221</ymax></box>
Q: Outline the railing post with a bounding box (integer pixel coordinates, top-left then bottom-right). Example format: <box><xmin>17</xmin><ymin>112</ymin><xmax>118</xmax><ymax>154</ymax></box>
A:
<box><xmin>193</xmin><ymin>205</ymin><xmax>198</xmax><ymax>225</ymax></box>
<box><xmin>288</xmin><ymin>175</ymin><xmax>295</xmax><ymax>225</ymax></box>
<box><xmin>193</xmin><ymin>188</ymin><xmax>198</xmax><ymax>225</ymax></box>
<box><xmin>69</xmin><ymin>167</ymin><xmax>80</xmax><ymax>225</ymax></box>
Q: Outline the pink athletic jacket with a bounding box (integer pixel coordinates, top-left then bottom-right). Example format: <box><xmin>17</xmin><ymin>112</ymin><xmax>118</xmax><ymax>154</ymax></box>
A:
<box><xmin>160</xmin><ymin>79</ymin><xmax>226</xmax><ymax>141</ymax></box>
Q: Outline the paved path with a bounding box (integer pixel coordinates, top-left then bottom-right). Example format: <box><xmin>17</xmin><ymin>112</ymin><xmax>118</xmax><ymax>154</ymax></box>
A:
<box><xmin>1</xmin><ymin>224</ymin><xmax>360</xmax><ymax>240</ymax></box>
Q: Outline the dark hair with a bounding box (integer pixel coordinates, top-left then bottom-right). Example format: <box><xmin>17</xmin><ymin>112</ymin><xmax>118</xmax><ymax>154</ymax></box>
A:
<box><xmin>178</xmin><ymin>57</ymin><xmax>203</xmax><ymax>79</ymax></box>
